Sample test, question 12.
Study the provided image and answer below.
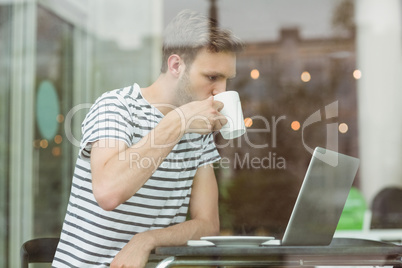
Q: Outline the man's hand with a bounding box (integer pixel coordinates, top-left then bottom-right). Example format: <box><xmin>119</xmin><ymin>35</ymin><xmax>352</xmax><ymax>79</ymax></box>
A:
<box><xmin>110</xmin><ymin>232</ymin><xmax>154</xmax><ymax>268</ymax></box>
<box><xmin>177</xmin><ymin>96</ymin><xmax>227</xmax><ymax>134</ymax></box>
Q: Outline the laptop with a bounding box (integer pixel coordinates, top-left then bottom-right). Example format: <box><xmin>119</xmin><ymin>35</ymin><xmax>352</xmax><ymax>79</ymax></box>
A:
<box><xmin>193</xmin><ymin>147</ymin><xmax>360</xmax><ymax>247</ymax></box>
<box><xmin>268</xmin><ymin>147</ymin><xmax>360</xmax><ymax>246</ymax></box>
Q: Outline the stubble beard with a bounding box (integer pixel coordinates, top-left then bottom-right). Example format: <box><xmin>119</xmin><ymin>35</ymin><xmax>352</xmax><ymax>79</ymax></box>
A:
<box><xmin>174</xmin><ymin>71</ymin><xmax>196</xmax><ymax>108</ymax></box>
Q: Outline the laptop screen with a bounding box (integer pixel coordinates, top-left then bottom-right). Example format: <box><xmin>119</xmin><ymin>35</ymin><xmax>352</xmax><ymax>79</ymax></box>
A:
<box><xmin>281</xmin><ymin>147</ymin><xmax>360</xmax><ymax>246</ymax></box>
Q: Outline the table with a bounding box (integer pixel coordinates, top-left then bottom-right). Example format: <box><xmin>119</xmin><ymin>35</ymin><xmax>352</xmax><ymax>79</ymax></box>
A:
<box><xmin>153</xmin><ymin>238</ymin><xmax>402</xmax><ymax>268</ymax></box>
<box><xmin>334</xmin><ymin>229</ymin><xmax>402</xmax><ymax>245</ymax></box>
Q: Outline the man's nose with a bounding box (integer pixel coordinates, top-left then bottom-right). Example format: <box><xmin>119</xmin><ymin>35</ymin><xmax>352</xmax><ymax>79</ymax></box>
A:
<box><xmin>212</xmin><ymin>81</ymin><xmax>227</xmax><ymax>95</ymax></box>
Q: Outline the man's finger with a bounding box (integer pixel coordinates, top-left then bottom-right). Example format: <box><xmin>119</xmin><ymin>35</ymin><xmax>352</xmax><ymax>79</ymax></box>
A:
<box><xmin>213</xmin><ymin>100</ymin><xmax>224</xmax><ymax>111</ymax></box>
<box><xmin>213</xmin><ymin>114</ymin><xmax>228</xmax><ymax>131</ymax></box>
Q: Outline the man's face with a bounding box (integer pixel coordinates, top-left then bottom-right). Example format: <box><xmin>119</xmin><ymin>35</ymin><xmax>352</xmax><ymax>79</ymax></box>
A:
<box><xmin>174</xmin><ymin>48</ymin><xmax>237</xmax><ymax>106</ymax></box>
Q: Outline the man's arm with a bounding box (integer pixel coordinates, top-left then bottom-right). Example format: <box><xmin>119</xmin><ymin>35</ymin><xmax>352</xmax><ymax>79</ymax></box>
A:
<box><xmin>90</xmin><ymin>97</ymin><xmax>225</xmax><ymax>211</ymax></box>
<box><xmin>110</xmin><ymin>163</ymin><xmax>219</xmax><ymax>268</ymax></box>
<box><xmin>90</xmin><ymin>109</ymin><xmax>183</xmax><ymax>211</ymax></box>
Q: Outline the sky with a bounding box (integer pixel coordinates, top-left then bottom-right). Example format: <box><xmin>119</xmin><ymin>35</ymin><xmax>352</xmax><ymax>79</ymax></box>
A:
<box><xmin>94</xmin><ymin>0</ymin><xmax>343</xmax><ymax>50</ymax></box>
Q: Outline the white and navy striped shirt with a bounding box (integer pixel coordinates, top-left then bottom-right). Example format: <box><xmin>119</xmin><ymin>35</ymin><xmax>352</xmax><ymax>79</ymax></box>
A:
<box><xmin>52</xmin><ymin>84</ymin><xmax>220</xmax><ymax>267</ymax></box>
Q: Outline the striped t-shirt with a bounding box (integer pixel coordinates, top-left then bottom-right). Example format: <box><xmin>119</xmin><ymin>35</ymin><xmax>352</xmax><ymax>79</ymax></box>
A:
<box><xmin>52</xmin><ymin>84</ymin><xmax>220</xmax><ymax>267</ymax></box>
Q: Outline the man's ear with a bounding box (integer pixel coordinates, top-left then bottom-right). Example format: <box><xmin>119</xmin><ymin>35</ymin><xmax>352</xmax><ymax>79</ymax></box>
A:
<box><xmin>167</xmin><ymin>54</ymin><xmax>184</xmax><ymax>78</ymax></box>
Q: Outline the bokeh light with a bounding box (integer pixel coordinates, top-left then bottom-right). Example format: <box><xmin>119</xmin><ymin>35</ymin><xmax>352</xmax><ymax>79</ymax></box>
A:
<box><xmin>291</xmin><ymin>121</ymin><xmax>301</xmax><ymax>131</ymax></box>
<box><xmin>353</xmin><ymin>69</ymin><xmax>362</xmax><ymax>80</ymax></box>
<box><xmin>52</xmin><ymin>147</ymin><xmax>61</xmax><ymax>157</ymax></box>
<box><xmin>339</xmin><ymin>123</ymin><xmax>349</xmax><ymax>134</ymax></box>
<box><xmin>244</xmin><ymin>117</ymin><xmax>253</xmax><ymax>127</ymax></box>
<box><xmin>40</xmin><ymin>139</ymin><xmax>48</xmax><ymax>149</ymax></box>
<box><xmin>57</xmin><ymin>114</ymin><xmax>64</xmax><ymax>123</ymax></box>
<box><xmin>54</xmin><ymin>134</ymin><xmax>63</xmax><ymax>144</ymax></box>
<box><xmin>301</xmin><ymin>71</ymin><xmax>311</xmax><ymax>82</ymax></box>
<box><xmin>250</xmin><ymin>69</ymin><xmax>260</xmax><ymax>80</ymax></box>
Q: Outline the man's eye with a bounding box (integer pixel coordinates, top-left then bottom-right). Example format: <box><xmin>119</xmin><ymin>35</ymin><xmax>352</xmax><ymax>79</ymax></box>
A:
<box><xmin>208</xmin><ymin>76</ymin><xmax>217</xmax><ymax>81</ymax></box>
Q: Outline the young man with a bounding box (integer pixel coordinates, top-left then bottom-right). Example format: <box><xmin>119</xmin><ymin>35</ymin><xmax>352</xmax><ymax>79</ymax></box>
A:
<box><xmin>52</xmin><ymin>10</ymin><xmax>243</xmax><ymax>268</ymax></box>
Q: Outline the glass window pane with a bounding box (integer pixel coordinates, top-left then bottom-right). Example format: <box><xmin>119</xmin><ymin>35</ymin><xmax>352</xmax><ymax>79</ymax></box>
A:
<box><xmin>0</xmin><ymin>4</ymin><xmax>12</xmax><ymax>267</ymax></box>
<box><xmin>33</xmin><ymin>5</ymin><xmax>74</xmax><ymax>237</ymax></box>
<box><xmin>2</xmin><ymin>1</ymin><xmax>400</xmax><ymax>265</ymax></box>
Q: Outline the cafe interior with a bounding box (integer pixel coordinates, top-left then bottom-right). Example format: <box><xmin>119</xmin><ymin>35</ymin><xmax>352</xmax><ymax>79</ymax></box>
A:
<box><xmin>1</xmin><ymin>0</ymin><xmax>402</xmax><ymax>266</ymax></box>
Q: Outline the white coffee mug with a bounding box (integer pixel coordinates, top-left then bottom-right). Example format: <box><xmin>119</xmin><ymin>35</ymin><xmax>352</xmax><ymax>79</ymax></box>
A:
<box><xmin>214</xmin><ymin>91</ymin><xmax>246</xmax><ymax>139</ymax></box>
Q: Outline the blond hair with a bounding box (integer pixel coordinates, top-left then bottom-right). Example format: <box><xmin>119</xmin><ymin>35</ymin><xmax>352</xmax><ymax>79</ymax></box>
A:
<box><xmin>161</xmin><ymin>10</ymin><xmax>243</xmax><ymax>73</ymax></box>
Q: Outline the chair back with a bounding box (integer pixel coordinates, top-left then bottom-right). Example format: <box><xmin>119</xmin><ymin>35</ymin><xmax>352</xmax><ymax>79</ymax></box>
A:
<box><xmin>371</xmin><ymin>187</ymin><xmax>402</xmax><ymax>229</ymax></box>
<box><xmin>20</xmin><ymin>238</ymin><xmax>59</xmax><ymax>268</ymax></box>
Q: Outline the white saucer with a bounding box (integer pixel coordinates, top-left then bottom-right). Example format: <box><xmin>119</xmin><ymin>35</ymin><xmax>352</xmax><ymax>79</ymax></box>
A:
<box><xmin>187</xmin><ymin>240</ymin><xmax>215</xmax><ymax>247</ymax></box>
<box><xmin>200</xmin><ymin>236</ymin><xmax>275</xmax><ymax>247</ymax></box>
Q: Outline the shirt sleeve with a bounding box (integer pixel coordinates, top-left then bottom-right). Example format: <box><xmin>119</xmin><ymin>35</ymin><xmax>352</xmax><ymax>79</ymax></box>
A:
<box><xmin>79</xmin><ymin>92</ymin><xmax>132</xmax><ymax>160</ymax></box>
<box><xmin>198</xmin><ymin>133</ymin><xmax>221</xmax><ymax>167</ymax></box>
